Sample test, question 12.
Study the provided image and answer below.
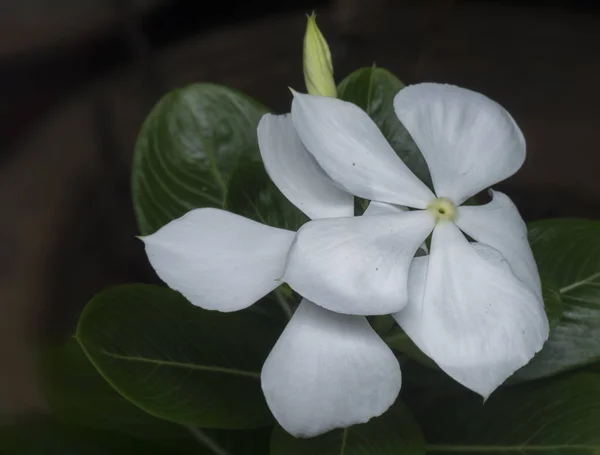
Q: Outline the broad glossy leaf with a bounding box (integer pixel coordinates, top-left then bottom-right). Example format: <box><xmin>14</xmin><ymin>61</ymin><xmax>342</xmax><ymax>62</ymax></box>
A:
<box><xmin>41</xmin><ymin>338</ymin><xmax>191</xmax><ymax>441</ymax></box>
<box><xmin>337</xmin><ymin>67</ymin><xmax>431</xmax><ymax>186</ymax></box>
<box><xmin>385</xmin><ymin>329</ymin><xmax>438</xmax><ymax>370</ymax></box>
<box><xmin>414</xmin><ymin>372</ymin><xmax>600</xmax><ymax>454</ymax></box>
<box><xmin>400</xmin><ymin>359</ymin><xmax>465</xmax><ymax>392</ymax></box>
<box><xmin>514</xmin><ymin>219</ymin><xmax>600</xmax><ymax>381</ymax></box>
<box><xmin>226</xmin><ymin>160</ymin><xmax>307</xmax><ymax>230</ymax></box>
<box><xmin>192</xmin><ymin>427</ymin><xmax>271</xmax><ymax>455</ymax></box>
<box><xmin>368</xmin><ymin>315</ymin><xmax>396</xmax><ymax>338</ymax></box>
<box><xmin>540</xmin><ymin>278</ymin><xmax>564</xmax><ymax>331</ymax></box>
<box><xmin>41</xmin><ymin>340</ymin><xmax>273</xmax><ymax>454</ymax></box>
<box><xmin>0</xmin><ymin>419</ymin><xmax>178</xmax><ymax>455</ymax></box>
<box><xmin>76</xmin><ymin>284</ymin><xmax>282</xmax><ymax>429</ymax></box>
<box><xmin>132</xmin><ymin>83</ymin><xmax>268</xmax><ymax>235</ymax></box>
<box><xmin>270</xmin><ymin>400</ymin><xmax>425</xmax><ymax>455</ymax></box>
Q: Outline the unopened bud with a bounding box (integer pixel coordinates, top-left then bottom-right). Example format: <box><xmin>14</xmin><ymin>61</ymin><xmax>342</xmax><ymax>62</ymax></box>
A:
<box><xmin>303</xmin><ymin>13</ymin><xmax>337</xmax><ymax>97</ymax></box>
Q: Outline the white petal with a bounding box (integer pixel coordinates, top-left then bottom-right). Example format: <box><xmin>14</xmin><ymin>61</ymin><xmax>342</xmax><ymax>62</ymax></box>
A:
<box><xmin>291</xmin><ymin>92</ymin><xmax>434</xmax><ymax>209</ymax></box>
<box><xmin>362</xmin><ymin>201</ymin><xmax>407</xmax><ymax>216</ymax></box>
<box><xmin>261</xmin><ymin>299</ymin><xmax>401</xmax><ymax>437</ymax></box>
<box><xmin>456</xmin><ymin>190</ymin><xmax>541</xmax><ymax>296</ymax></box>
<box><xmin>258</xmin><ymin>113</ymin><xmax>354</xmax><ymax>220</ymax></box>
<box><xmin>394</xmin><ymin>83</ymin><xmax>525</xmax><ymax>204</ymax></box>
<box><xmin>141</xmin><ymin>208</ymin><xmax>295</xmax><ymax>312</ymax></box>
<box><xmin>284</xmin><ymin>210</ymin><xmax>435</xmax><ymax>315</ymax></box>
<box><xmin>363</xmin><ymin>202</ymin><xmax>428</xmax><ymax>255</ymax></box>
<box><xmin>394</xmin><ymin>222</ymin><xmax>548</xmax><ymax>398</ymax></box>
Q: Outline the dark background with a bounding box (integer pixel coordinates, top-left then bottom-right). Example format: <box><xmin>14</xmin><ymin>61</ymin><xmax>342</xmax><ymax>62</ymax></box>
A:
<box><xmin>0</xmin><ymin>0</ymin><xmax>599</xmax><ymax>418</ymax></box>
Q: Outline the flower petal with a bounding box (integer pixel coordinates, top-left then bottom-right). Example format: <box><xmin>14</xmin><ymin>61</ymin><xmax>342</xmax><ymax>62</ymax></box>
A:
<box><xmin>261</xmin><ymin>299</ymin><xmax>401</xmax><ymax>437</ymax></box>
<box><xmin>394</xmin><ymin>83</ymin><xmax>525</xmax><ymax>204</ymax></box>
<box><xmin>363</xmin><ymin>202</ymin><xmax>428</xmax><ymax>255</ymax></box>
<box><xmin>284</xmin><ymin>210</ymin><xmax>435</xmax><ymax>315</ymax></box>
<box><xmin>394</xmin><ymin>222</ymin><xmax>548</xmax><ymax>398</ymax></box>
<box><xmin>456</xmin><ymin>190</ymin><xmax>541</xmax><ymax>296</ymax></box>
<box><xmin>291</xmin><ymin>92</ymin><xmax>435</xmax><ymax>209</ymax></box>
<box><xmin>363</xmin><ymin>201</ymin><xmax>407</xmax><ymax>216</ymax></box>
<box><xmin>258</xmin><ymin>113</ymin><xmax>354</xmax><ymax>220</ymax></box>
<box><xmin>141</xmin><ymin>208</ymin><xmax>295</xmax><ymax>312</ymax></box>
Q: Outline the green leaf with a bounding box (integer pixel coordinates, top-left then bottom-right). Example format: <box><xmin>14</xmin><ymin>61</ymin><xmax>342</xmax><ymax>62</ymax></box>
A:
<box><xmin>385</xmin><ymin>328</ymin><xmax>438</xmax><ymax>370</ymax></box>
<box><xmin>400</xmin><ymin>359</ymin><xmax>465</xmax><ymax>392</ymax></box>
<box><xmin>132</xmin><ymin>83</ymin><xmax>268</xmax><ymax>235</ymax></box>
<box><xmin>414</xmin><ymin>372</ymin><xmax>600</xmax><ymax>454</ymax></box>
<box><xmin>76</xmin><ymin>284</ymin><xmax>282</xmax><ymax>429</ymax></box>
<box><xmin>0</xmin><ymin>419</ymin><xmax>178</xmax><ymax>455</ymax></box>
<box><xmin>541</xmin><ymin>278</ymin><xmax>564</xmax><ymax>331</ymax></box>
<box><xmin>270</xmin><ymin>400</ymin><xmax>425</xmax><ymax>455</ymax></box>
<box><xmin>368</xmin><ymin>315</ymin><xmax>396</xmax><ymax>338</ymax></box>
<box><xmin>337</xmin><ymin>67</ymin><xmax>431</xmax><ymax>186</ymax></box>
<box><xmin>226</xmin><ymin>160</ymin><xmax>308</xmax><ymax>230</ymax></box>
<box><xmin>41</xmin><ymin>340</ymin><xmax>272</xmax><ymax>454</ymax></box>
<box><xmin>513</xmin><ymin>219</ymin><xmax>600</xmax><ymax>381</ymax></box>
<box><xmin>41</xmin><ymin>338</ymin><xmax>191</xmax><ymax>441</ymax></box>
<box><xmin>192</xmin><ymin>427</ymin><xmax>272</xmax><ymax>455</ymax></box>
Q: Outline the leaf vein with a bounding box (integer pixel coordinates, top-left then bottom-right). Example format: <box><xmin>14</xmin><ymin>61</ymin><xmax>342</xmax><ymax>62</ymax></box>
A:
<box><xmin>559</xmin><ymin>272</ymin><xmax>600</xmax><ymax>294</ymax></box>
<box><xmin>92</xmin><ymin>348</ymin><xmax>260</xmax><ymax>379</ymax></box>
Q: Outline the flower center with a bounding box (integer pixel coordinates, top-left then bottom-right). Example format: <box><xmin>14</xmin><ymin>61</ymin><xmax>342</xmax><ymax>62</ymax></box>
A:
<box><xmin>427</xmin><ymin>197</ymin><xmax>456</xmax><ymax>223</ymax></box>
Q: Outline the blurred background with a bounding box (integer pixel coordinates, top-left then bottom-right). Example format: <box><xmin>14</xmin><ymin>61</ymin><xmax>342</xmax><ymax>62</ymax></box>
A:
<box><xmin>0</xmin><ymin>0</ymin><xmax>599</xmax><ymax>420</ymax></box>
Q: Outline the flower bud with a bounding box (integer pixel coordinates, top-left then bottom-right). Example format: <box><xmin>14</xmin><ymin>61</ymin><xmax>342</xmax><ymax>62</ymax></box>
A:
<box><xmin>303</xmin><ymin>13</ymin><xmax>337</xmax><ymax>98</ymax></box>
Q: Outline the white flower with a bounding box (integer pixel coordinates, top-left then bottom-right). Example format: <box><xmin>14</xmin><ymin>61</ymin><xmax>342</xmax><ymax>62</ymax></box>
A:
<box><xmin>140</xmin><ymin>114</ymin><xmax>401</xmax><ymax>437</ymax></box>
<box><xmin>284</xmin><ymin>83</ymin><xmax>549</xmax><ymax>398</ymax></box>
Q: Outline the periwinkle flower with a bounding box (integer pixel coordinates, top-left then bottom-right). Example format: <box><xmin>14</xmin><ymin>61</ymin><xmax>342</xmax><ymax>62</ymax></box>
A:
<box><xmin>140</xmin><ymin>81</ymin><xmax>549</xmax><ymax>437</ymax></box>
<box><xmin>141</xmin><ymin>114</ymin><xmax>401</xmax><ymax>438</ymax></box>
<box><xmin>285</xmin><ymin>83</ymin><xmax>549</xmax><ymax>397</ymax></box>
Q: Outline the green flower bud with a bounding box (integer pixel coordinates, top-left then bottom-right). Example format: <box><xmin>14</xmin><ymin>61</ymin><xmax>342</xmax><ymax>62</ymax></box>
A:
<box><xmin>303</xmin><ymin>13</ymin><xmax>337</xmax><ymax>98</ymax></box>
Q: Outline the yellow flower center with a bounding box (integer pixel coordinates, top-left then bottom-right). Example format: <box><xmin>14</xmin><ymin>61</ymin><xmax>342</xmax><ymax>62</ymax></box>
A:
<box><xmin>427</xmin><ymin>197</ymin><xmax>456</xmax><ymax>223</ymax></box>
